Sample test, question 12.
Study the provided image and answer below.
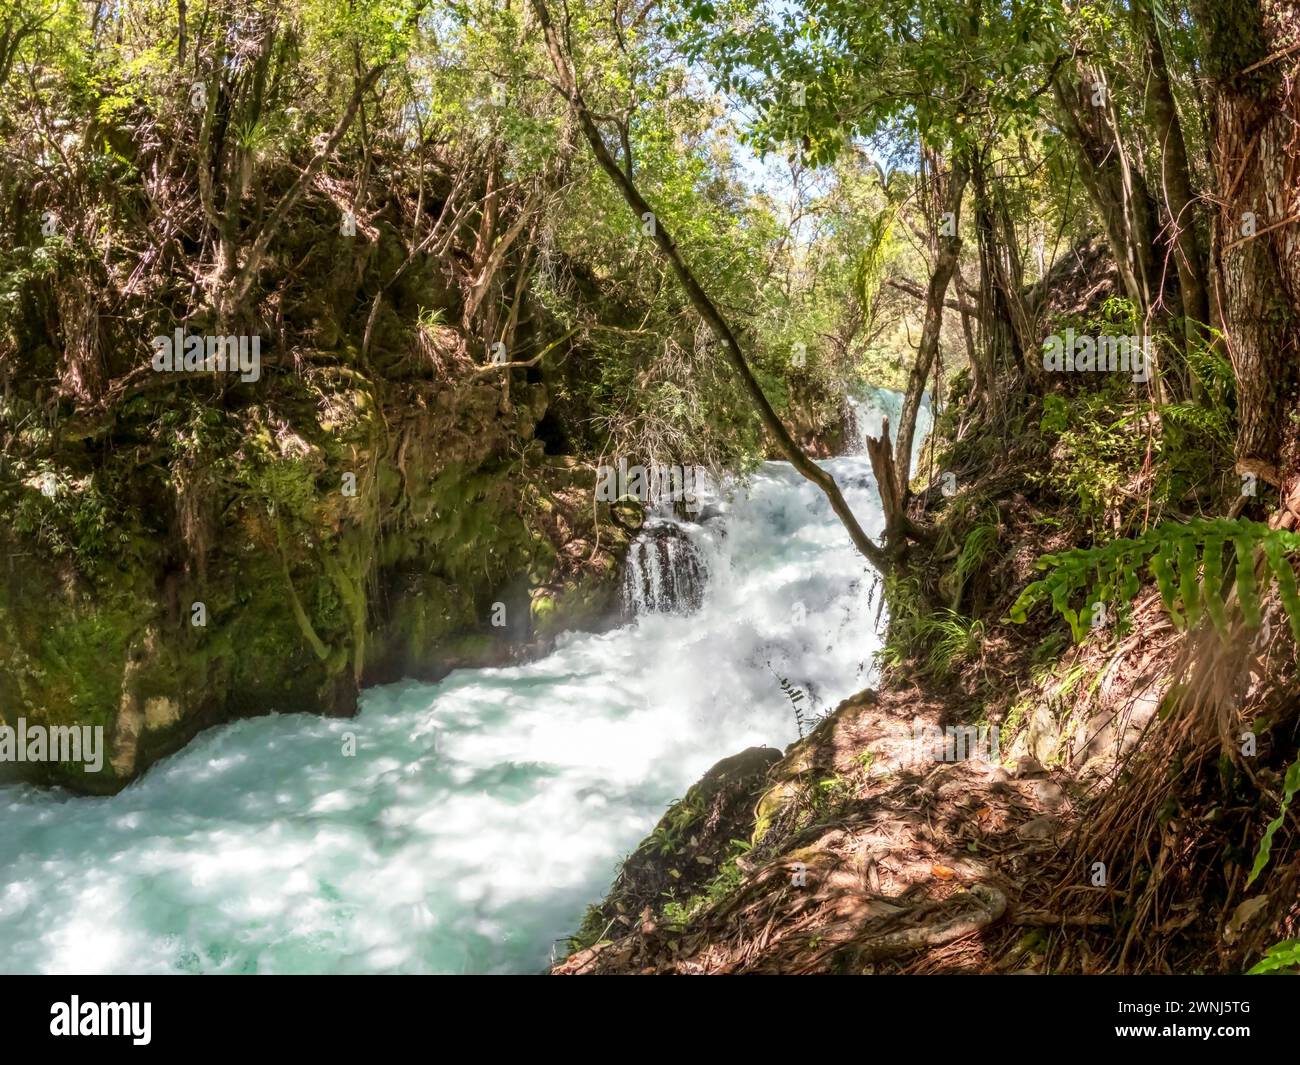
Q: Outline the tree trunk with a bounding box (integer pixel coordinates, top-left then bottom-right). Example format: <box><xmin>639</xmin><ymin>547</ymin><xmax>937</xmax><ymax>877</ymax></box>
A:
<box><xmin>970</xmin><ymin>155</ymin><xmax>1024</xmax><ymax>399</ymax></box>
<box><xmin>1135</xmin><ymin>0</ymin><xmax>1210</xmax><ymax>344</ymax></box>
<box><xmin>1196</xmin><ymin>0</ymin><xmax>1300</xmax><ymax>487</ymax></box>
<box><xmin>1053</xmin><ymin>73</ymin><xmax>1164</xmax><ymax>300</ymax></box>
<box><xmin>894</xmin><ymin>149</ymin><xmax>969</xmax><ymax>487</ymax></box>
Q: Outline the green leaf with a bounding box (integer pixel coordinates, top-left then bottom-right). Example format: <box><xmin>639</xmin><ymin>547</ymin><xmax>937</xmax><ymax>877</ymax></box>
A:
<box><xmin>1176</xmin><ymin>534</ymin><xmax>1200</xmax><ymax>627</ymax></box>
<box><xmin>1149</xmin><ymin>546</ymin><xmax>1183</xmax><ymax>627</ymax></box>
<box><xmin>1246</xmin><ymin>749</ymin><xmax>1300</xmax><ymax>888</ymax></box>
<box><xmin>1248</xmin><ymin>939</ymin><xmax>1300</xmax><ymax>975</ymax></box>
<box><xmin>1234</xmin><ymin>535</ymin><xmax>1262</xmax><ymax>629</ymax></box>
<box><xmin>1202</xmin><ymin>534</ymin><xmax>1228</xmax><ymax>636</ymax></box>
<box><xmin>1265</xmin><ymin>538</ymin><xmax>1300</xmax><ymax>644</ymax></box>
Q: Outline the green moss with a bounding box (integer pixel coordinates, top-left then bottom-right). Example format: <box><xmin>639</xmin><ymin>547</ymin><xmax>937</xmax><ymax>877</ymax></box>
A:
<box><xmin>0</xmin><ymin>600</ymin><xmax>137</xmax><ymax>732</ymax></box>
<box><xmin>531</xmin><ymin>594</ymin><xmax>557</xmax><ymax>624</ymax></box>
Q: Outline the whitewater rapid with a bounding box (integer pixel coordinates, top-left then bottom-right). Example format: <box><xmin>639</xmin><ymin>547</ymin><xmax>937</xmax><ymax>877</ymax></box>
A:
<box><xmin>0</xmin><ymin>390</ymin><xmax>927</xmax><ymax>974</ymax></box>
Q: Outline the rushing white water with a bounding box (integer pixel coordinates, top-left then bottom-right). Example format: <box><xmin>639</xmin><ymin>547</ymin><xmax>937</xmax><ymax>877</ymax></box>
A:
<box><xmin>0</xmin><ymin>390</ymin><xmax>927</xmax><ymax>975</ymax></box>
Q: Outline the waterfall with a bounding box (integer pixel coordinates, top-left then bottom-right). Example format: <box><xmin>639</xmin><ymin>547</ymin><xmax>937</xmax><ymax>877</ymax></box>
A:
<box><xmin>621</xmin><ymin>523</ymin><xmax>709</xmax><ymax>615</ymax></box>
<box><xmin>844</xmin><ymin>387</ymin><xmax>933</xmax><ymax>471</ymax></box>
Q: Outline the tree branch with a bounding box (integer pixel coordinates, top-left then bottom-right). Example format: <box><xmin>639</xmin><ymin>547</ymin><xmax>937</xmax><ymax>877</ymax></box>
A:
<box><xmin>527</xmin><ymin>0</ymin><xmax>889</xmax><ymax>571</ymax></box>
<box><xmin>226</xmin><ymin>63</ymin><xmax>387</xmax><ymax>313</ymax></box>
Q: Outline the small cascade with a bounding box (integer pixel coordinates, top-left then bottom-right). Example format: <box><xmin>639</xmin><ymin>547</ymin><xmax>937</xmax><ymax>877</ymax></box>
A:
<box><xmin>842</xmin><ymin>401</ymin><xmax>863</xmax><ymax>454</ymax></box>
<box><xmin>622</xmin><ymin>522</ymin><xmax>708</xmax><ymax>615</ymax></box>
<box><xmin>842</xmin><ymin>389</ymin><xmax>933</xmax><ymax>468</ymax></box>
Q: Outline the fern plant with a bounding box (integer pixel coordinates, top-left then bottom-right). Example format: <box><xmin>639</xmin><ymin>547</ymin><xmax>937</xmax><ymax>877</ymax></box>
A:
<box><xmin>1246</xmin><ymin>748</ymin><xmax>1300</xmax><ymax>888</ymax></box>
<box><xmin>768</xmin><ymin>663</ymin><xmax>812</xmax><ymax>736</ymax></box>
<box><xmin>1009</xmin><ymin>518</ymin><xmax>1300</xmax><ymax>643</ymax></box>
<box><xmin>1248</xmin><ymin>940</ymin><xmax>1300</xmax><ymax>975</ymax></box>
<box><xmin>1162</xmin><ymin>332</ymin><xmax>1236</xmax><ymax>452</ymax></box>
<box><xmin>1240</xmin><ymin>751</ymin><xmax>1300</xmax><ymax>973</ymax></box>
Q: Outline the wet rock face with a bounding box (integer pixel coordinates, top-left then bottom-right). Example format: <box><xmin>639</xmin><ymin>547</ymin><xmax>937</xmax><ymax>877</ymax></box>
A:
<box><xmin>621</xmin><ymin>523</ymin><xmax>708</xmax><ymax>615</ymax></box>
<box><xmin>0</xmin><ymin>394</ymin><xmax>630</xmax><ymax>794</ymax></box>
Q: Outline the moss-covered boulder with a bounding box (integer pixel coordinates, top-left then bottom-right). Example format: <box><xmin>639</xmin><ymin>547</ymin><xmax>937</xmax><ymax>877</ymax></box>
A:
<box><xmin>566</xmin><ymin>745</ymin><xmax>781</xmax><ymax>957</ymax></box>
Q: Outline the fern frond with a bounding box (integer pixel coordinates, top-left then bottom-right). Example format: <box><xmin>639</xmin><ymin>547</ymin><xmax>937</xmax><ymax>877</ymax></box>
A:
<box><xmin>1009</xmin><ymin>518</ymin><xmax>1300</xmax><ymax>643</ymax></box>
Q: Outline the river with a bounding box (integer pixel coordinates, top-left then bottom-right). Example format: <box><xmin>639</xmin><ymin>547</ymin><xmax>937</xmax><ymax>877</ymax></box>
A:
<box><xmin>0</xmin><ymin>389</ymin><xmax>927</xmax><ymax>974</ymax></box>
